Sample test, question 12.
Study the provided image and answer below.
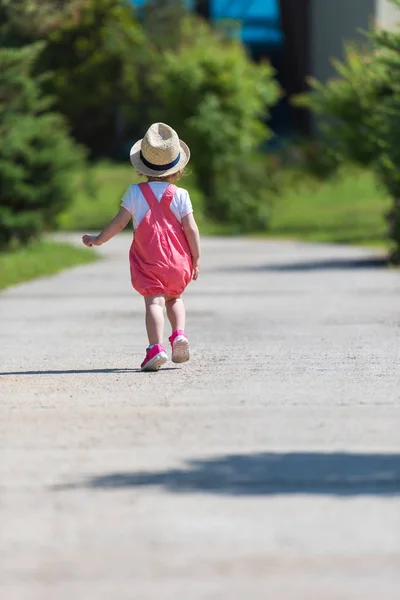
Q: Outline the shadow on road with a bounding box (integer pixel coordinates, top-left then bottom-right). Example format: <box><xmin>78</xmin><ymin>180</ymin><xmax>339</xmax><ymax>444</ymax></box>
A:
<box><xmin>63</xmin><ymin>452</ymin><xmax>400</xmax><ymax>496</ymax></box>
<box><xmin>0</xmin><ymin>367</ymin><xmax>179</xmax><ymax>375</ymax></box>
<box><xmin>221</xmin><ymin>257</ymin><xmax>388</xmax><ymax>273</ymax></box>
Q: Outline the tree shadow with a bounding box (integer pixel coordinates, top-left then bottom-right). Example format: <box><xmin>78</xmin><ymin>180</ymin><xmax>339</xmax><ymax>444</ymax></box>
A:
<box><xmin>222</xmin><ymin>257</ymin><xmax>388</xmax><ymax>273</ymax></box>
<box><xmin>62</xmin><ymin>452</ymin><xmax>400</xmax><ymax>497</ymax></box>
<box><xmin>0</xmin><ymin>367</ymin><xmax>179</xmax><ymax>376</ymax></box>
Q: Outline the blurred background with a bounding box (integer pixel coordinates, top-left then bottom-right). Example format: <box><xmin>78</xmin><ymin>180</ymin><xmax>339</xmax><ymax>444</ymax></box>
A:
<box><xmin>1</xmin><ymin>0</ymin><xmax>400</xmax><ymax>288</ymax></box>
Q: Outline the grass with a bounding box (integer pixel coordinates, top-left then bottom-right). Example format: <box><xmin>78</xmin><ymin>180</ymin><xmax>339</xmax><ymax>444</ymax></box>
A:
<box><xmin>59</xmin><ymin>161</ymin><xmax>392</xmax><ymax>248</ymax></box>
<box><xmin>268</xmin><ymin>168</ymin><xmax>391</xmax><ymax>247</ymax></box>
<box><xmin>0</xmin><ymin>241</ymin><xmax>98</xmax><ymax>291</ymax></box>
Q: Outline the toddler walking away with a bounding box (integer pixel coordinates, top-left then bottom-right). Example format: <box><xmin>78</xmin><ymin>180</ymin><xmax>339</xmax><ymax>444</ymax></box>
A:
<box><xmin>82</xmin><ymin>123</ymin><xmax>201</xmax><ymax>372</ymax></box>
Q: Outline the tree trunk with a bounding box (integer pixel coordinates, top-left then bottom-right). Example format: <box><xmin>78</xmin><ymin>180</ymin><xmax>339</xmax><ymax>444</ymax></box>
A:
<box><xmin>194</xmin><ymin>0</ymin><xmax>210</xmax><ymax>19</ymax></box>
<box><xmin>279</xmin><ymin>0</ymin><xmax>311</xmax><ymax>134</ymax></box>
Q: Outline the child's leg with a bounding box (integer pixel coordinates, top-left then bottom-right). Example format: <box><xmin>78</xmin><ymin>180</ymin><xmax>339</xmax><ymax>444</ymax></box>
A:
<box><xmin>165</xmin><ymin>295</ymin><xmax>186</xmax><ymax>332</ymax></box>
<box><xmin>144</xmin><ymin>295</ymin><xmax>165</xmax><ymax>346</ymax></box>
<box><xmin>165</xmin><ymin>295</ymin><xmax>189</xmax><ymax>363</ymax></box>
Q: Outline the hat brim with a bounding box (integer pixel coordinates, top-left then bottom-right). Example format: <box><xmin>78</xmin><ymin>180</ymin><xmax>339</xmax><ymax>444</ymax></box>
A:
<box><xmin>130</xmin><ymin>138</ymin><xmax>190</xmax><ymax>177</ymax></box>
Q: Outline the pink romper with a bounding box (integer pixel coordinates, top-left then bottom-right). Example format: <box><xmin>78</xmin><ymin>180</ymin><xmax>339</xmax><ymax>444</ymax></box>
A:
<box><xmin>129</xmin><ymin>183</ymin><xmax>193</xmax><ymax>297</ymax></box>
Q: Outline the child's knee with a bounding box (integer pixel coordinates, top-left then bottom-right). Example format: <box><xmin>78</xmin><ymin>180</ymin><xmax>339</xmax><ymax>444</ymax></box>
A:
<box><xmin>165</xmin><ymin>295</ymin><xmax>182</xmax><ymax>303</ymax></box>
<box><xmin>145</xmin><ymin>295</ymin><xmax>165</xmax><ymax>307</ymax></box>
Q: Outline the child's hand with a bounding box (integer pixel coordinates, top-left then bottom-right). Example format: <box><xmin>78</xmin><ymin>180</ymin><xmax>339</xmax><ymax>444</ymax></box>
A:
<box><xmin>192</xmin><ymin>259</ymin><xmax>200</xmax><ymax>281</ymax></box>
<box><xmin>82</xmin><ymin>234</ymin><xmax>100</xmax><ymax>247</ymax></box>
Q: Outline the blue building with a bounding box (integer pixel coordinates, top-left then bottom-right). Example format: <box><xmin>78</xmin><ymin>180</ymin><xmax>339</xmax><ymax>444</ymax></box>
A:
<box><xmin>201</xmin><ymin>0</ymin><xmax>283</xmax><ymax>54</ymax></box>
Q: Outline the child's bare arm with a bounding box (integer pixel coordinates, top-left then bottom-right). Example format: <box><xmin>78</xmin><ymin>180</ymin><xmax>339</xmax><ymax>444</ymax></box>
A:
<box><xmin>82</xmin><ymin>207</ymin><xmax>131</xmax><ymax>247</ymax></box>
<box><xmin>182</xmin><ymin>213</ymin><xmax>201</xmax><ymax>280</ymax></box>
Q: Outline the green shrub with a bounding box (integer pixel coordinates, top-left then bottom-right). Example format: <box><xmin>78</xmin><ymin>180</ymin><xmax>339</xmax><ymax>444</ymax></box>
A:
<box><xmin>148</xmin><ymin>17</ymin><xmax>280</xmax><ymax>230</ymax></box>
<box><xmin>372</xmin><ymin>7</ymin><xmax>400</xmax><ymax>262</ymax></box>
<box><xmin>298</xmin><ymin>5</ymin><xmax>400</xmax><ymax>261</ymax></box>
<box><xmin>0</xmin><ymin>0</ymin><xmax>144</xmax><ymax>157</ymax></box>
<box><xmin>0</xmin><ymin>43</ymin><xmax>84</xmax><ymax>249</ymax></box>
<box><xmin>296</xmin><ymin>46</ymin><xmax>388</xmax><ymax>168</ymax></box>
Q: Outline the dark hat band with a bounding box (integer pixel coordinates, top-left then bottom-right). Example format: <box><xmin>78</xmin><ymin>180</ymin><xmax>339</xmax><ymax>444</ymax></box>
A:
<box><xmin>140</xmin><ymin>150</ymin><xmax>181</xmax><ymax>172</ymax></box>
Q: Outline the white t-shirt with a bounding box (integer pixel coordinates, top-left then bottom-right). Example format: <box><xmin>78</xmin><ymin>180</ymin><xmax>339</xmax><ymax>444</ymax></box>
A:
<box><xmin>121</xmin><ymin>182</ymin><xmax>193</xmax><ymax>229</ymax></box>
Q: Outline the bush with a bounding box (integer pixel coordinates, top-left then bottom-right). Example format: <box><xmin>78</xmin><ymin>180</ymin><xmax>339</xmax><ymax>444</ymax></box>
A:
<box><xmin>298</xmin><ymin>7</ymin><xmax>400</xmax><ymax>261</ymax></box>
<box><xmin>148</xmin><ymin>17</ymin><xmax>280</xmax><ymax>230</ymax></box>
<box><xmin>0</xmin><ymin>43</ymin><xmax>84</xmax><ymax>249</ymax></box>
<box><xmin>296</xmin><ymin>45</ymin><xmax>389</xmax><ymax>167</ymax></box>
<box><xmin>372</xmin><ymin>8</ymin><xmax>400</xmax><ymax>262</ymax></box>
<box><xmin>0</xmin><ymin>0</ymin><xmax>144</xmax><ymax>157</ymax></box>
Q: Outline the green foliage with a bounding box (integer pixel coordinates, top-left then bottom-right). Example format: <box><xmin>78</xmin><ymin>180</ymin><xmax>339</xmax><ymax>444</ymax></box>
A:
<box><xmin>298</xmin><ymin>1</ymin><xmax>400</xmax><ymax>261</ymax></box>
<box><xmin>148</xmin><ymin>17</ymin><xmax>280</xmax><ymax>229</ymax></box>
<box><xmin>296</xmin><ymin>46</ymin><xmax>389</xmax><ymax>167</ymax></box>
<box><xmin>0</xmin><ymin>43</ymin><xmax>84</xmax><ymax>249</ymax></box>
<box><xmin>0</xmin><ymin>0</ymin><xmax>144</xmax><ymax>156</ymax></box>
<box><xmin>0</xmin><ymin>0</ymin><xmax>87</xmax><ymax>39</ymax></box>
<box><xmin>41</xmin><ymin>0</ymin><xmax>144</xmax><ymax>156</ymax></box>
<box><xmin>141</xmin><ymin>0</ymin><xmax>187</xmax><ymax>51</ymax></box>
<box><xmin>372</xmin><ymin>5</ymin><xmax>400</xmax><ymax>261</ymax></box>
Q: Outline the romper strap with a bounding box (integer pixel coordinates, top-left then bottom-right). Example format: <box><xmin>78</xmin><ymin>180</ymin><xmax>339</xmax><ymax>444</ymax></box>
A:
<box><xmin>139</xmin><ymin>182</ymin><xmax>158</xmax><ymax>208</ymax></box>
<box><xmin>160</xmin><ymin>184</ymin><xmax>177</xmax><ymax>208</ymax></box>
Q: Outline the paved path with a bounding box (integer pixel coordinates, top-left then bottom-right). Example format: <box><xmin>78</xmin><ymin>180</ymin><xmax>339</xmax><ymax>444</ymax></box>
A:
<box><xmin>1</xmin><ymin>236</ymin><xmax>400</xmax><ymax>600</ymax></box>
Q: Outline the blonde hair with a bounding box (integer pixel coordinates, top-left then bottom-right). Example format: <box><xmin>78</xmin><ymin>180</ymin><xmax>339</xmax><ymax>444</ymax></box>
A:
<box><xmin>135</xmin><ymin>168</ymin><xmax>187</xmax><ymax>183</ymax></box>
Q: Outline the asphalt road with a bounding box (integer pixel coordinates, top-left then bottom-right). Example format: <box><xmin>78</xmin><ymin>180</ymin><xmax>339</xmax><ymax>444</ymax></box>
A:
<box><xmin>1</xmin><ymin>235</ymin><xmax>400</xmax><ymax>599</ymax></box>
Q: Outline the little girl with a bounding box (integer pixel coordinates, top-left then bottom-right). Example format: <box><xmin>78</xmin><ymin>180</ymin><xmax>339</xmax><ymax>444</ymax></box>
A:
<box><xmin>82</xmin><ymin>123</ymin><xmax>201</xmax><ymax>371</ymax></box>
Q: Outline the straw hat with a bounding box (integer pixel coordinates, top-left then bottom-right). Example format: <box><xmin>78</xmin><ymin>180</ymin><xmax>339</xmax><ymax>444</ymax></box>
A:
<box><xmin>130</xmin><ymin>123</ymin><xmax>190</xmax><ymax>177</ymax></box>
